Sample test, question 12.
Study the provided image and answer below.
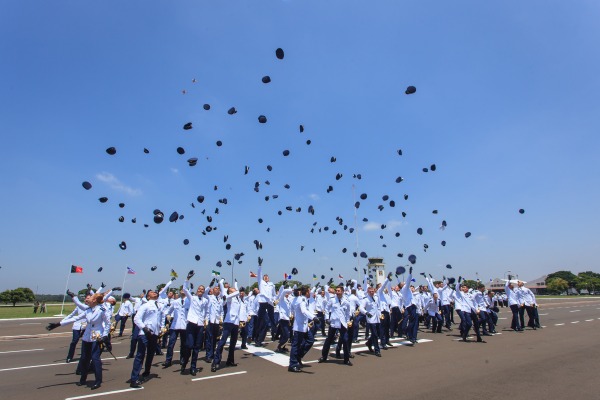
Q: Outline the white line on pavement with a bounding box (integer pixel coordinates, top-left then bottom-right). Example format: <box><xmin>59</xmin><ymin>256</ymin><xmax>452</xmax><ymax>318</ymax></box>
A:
<box><xmin>585</xmin><ymin>319</ymin><xmax>594</xmax><ymax>322</ymax></box>
<box><xmin>65</xmin><ymin>387</ymin><xmax>143</xmax><ymax>400</ymax></box>
<box><xmin>571</xmin><ymin>321</ymin><xmax>580</xmax><ymax>324</ymax></box>
<box><xmin>555</xmin><ymin>323</ymin><xmax>565</xmax><ymax>326</ymax></box>
<box><xmin>0</xmin><ymin>348</ymin><xmax>44</xmax><ymax>355</ymax></box>
<box><xmin>538</xmin><ymin>313</ymin><xmax>548</xmax><ymax>316</ymax></box>
<box><xmin>569</xmin><ymin>310</ymin><xmax>581</xmax><ymax>313</ymax></box>
<box><xmin>192</xmin><ymin>371</ymin><xmax>247</xmax><ymax>381</ymax></box>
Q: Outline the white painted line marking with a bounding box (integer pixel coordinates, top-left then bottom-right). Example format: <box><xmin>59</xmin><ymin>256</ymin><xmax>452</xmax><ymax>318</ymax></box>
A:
<box><xmin>242</xmin><ymin>344</ymin><xmax>290</xmax><ymax>366</ymax></box>
<box><xmin>65</xmin><ymin>387</ymin><xmax>143</xmax><ymax>399</ymax></box>
<box><xmin>569</xmin><ymin>310</ymin><xmax>581</xmax><ymax>313</ymax></box>
<box><xmin>585</xmin><ymin>319</ymin><xmax>594</xmax><ymax>322</ymax></box>
<box><xmin>303</xmin><ymin>360</ymin><xmax>319</xmax><ymax>364</ymax></box>
<box><xmin>571</xmin><ymin>321</ymin><xmax>580</xmax><ymax>324</ymax></box>
<box><xmin>538</xmin><ymin>313</ymin><xmax>548</xmax><ymax>316</ymax></box>
<box><xmin>0</xmin><ymin>355</ymin><xmax>128</xmax><ymax>372</ymax></box>
<box><xmin>192</xmin><ymin>371</ymin><xmax>247</xmax><ymax>381</ymax></box>
<box><xmin>555</xmin><ymin>323</ymin><xmax>565</xmax><ymax>326</ymax></box>
<box><xmin>0</xmin><ymin>348</ymin><xmax>44</xmax><ymax>355</ymax></box>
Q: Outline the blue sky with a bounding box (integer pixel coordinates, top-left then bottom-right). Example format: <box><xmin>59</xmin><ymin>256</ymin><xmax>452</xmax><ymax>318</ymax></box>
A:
<box><xmin>1</xmin><ymin>1</ymin><xmax>599</xmax><ymax>294</ymax></box>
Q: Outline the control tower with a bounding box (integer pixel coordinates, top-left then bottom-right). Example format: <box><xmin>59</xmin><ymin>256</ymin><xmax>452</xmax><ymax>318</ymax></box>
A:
<box><xmin>367</xmin><ymin>257</ymin><xmax>386</xmax><ymax>287</ymax></box>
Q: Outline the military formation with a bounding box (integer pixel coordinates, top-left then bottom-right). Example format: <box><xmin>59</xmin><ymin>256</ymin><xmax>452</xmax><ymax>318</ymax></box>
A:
<box><xmin>47</xmin><ymin>267</ymin><xmax>542</xmax><ymax>390</ymax></box>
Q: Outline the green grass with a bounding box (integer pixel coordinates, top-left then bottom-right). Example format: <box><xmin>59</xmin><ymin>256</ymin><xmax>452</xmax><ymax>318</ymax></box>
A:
<box><xmin>0</xmin><ymin>303</ymin><xmax>123</xmax><ymax>319</ymax></box>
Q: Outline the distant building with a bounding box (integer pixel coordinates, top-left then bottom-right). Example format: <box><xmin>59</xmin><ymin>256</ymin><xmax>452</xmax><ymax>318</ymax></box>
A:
<box><xmin>485</xmin><ymin>275</ymin><xmax>548</xmax><ymax>295</ymax></box>
<box><xmin>527</xmin><ymin>275</ymin><xmax>548</xmax><ymax>295</ymax></box>
<box><xmin>367</xmin><ymin>257</ymin><xmax>386</xmax><ymax>287</ymax></box>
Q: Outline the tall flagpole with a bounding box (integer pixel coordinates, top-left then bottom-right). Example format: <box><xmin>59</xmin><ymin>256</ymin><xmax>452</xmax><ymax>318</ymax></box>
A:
<box><xmin>58</xmin><ymin>263</ymin><xmax>72</xmax><ymax>317</ymax></box>
<box><xmin>352</xmin><ymin>185</ymin><xmax>360</xmax><ymax>282</ymax></box>
<box><xmin>120</xmin><ymin>266</ymin><xmax>128</xmax><ymax>301</ymax></box>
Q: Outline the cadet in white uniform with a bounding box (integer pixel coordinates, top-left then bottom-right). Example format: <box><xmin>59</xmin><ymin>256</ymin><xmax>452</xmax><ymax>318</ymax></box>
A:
<box><xmin>288</xmin><ymin>286</ymin><xmax>317</xmax><ymax>372</ymax></box>
<box><xmin>130</xmin><ymin>289</ymin><xmax>165</xmax><ymax>388</ymax></box>
<box><xmin>47</xmin><ymin>292</ymin><xmax>110</xmax><ymax>390</ymax></box>
<box><xmin>319</xmin><ymin>285</ymin><xmax>352</xmax><ymax>365</ymax></box>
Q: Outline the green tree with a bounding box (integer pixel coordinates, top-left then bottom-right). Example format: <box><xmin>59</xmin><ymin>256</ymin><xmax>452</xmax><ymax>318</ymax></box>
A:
<box><xmin>546</xmin><ymin>278</ymin><xmax>569</xmax><ymax>294</ymax></box>
<box><xmin>546</xmin><ymin>271</ymin><xmax>578</xmax><ymax>287</ymax></box>
<box><xmin>575</xmin><ymin>272</ymin><xmax>600</xmax><ymax>293</ymax></box>
<box><xmin>0</xmin><ymin>288</ymin><xmax>36</xmax><ymax>306</ymax></box>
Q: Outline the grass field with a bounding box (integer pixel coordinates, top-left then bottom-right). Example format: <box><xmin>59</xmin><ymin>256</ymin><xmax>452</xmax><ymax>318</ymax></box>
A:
<box><xmin>0</xmin><ymin>303</ymin><xmax>123</xmax><ymax>319</ymax></box>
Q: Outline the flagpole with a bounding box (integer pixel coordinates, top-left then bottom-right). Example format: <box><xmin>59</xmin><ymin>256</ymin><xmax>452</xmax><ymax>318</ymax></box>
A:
<box><xmin>352</xmin><ymin>184</ymin><xmax>360</xmax><ymax>282</ymax></box>
<box><xmin>120</xmin><ymin>266</ymin><xmax>128</xmax><ymax>301</ymax></box>
<box><xmin>58</xmin><ymin>263</ymin><xmax>72</xmax><ymax>317</ymax></box>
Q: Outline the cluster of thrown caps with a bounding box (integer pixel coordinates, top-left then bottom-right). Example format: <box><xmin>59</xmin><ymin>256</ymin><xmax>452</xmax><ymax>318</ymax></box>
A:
<box><xmin>80</xmin><ymin>47</ymin><xmax>527</xmax><ymax>273</ymax></box>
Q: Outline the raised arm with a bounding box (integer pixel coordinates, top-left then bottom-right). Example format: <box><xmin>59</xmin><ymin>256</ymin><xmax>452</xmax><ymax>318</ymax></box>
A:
<box><xmin>159</xmin><ymin>279</ymin><xmax>174</xmax><ymax>299</ymax></box>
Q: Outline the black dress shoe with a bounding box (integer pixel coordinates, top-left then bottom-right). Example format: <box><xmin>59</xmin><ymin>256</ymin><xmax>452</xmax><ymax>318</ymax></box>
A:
<box><xmin>288</xmin><ymin>366</ymin><xmax>302</xmax><ymax>373</ymax></box>
<box><xmin>353</xmin><ymin>340</ymin><xmax>359</xmax><ymax>343</ymax></box>
<box><xmin>91</xmin><ymin>384</ymin><xmax>101</xmax><ymax>390</ymax></box>
<box><xmin>211</xmin><ymin>364</ymin><xmax>218</xmax><ymax>373</ymax></box>
<box><xmin>126</xmin><ymin>354</ymin><xmax>134</xmax><ymax>359</ymax></box>
<box><xmin>162</xmin><ymin>361</ymin><xmax>172</xmax><ymax>368</ymax></box>
<box><xmin>75</xmin><ymin>370</ymin><xmax>82</xmax><ymax>375</ymax></box>
<box><xmin>381</xmin><ymin>345</ymin><xmax>388</xmax><ymax>350</ymax></box>
<box><xmin>335</xmin><ymin>353</ymin><xmax>341</xmax><ymax>359</ymax></box>
<box><xmin>204</xmin><ymin>357</ymin><xmax>212</xmax><ymax>364</ymax></box>
<box><xmin>66</xmin><ymin>358</ymin><xmax>72</xmax><ymax>363</ymax></box>
<box><xmin>318</xmin><ymin>357</ymin><xmax>326</xmax><ymax>363</ymax></box>
<box><xmin>155</xmin><ymin>351</ymin><xmax>164</xmax><ymax>356</ymax></box>
<box><xmin>141</xmin><ymin>371</ymin><xmax>150</xmax><ymax>377</ymax></box>
<box><xmin>130</xmin><ymin>380</ymin><xmax>143</xmax><ymax>388</ymax></box>
<box><xmin>226</xmin><ymin>361</ymin><xmax>237</xmax><ymax>367</ymax></box>
<box><xmin>298</xmin><ymin>360</ymin><xmax>304</xmax><ymax>367</ymax></box>
<box><xmin>190</xmin><ymin>368</ymin><xmax>197</xmax><ymax>376</ymax></box>
<box><xmin>180</xmin><ymin>368</ymin><xmax>187</xmax><ymax>375</ymax></box>
<box><xmin>367</xmin><ymin>343</ymin><xmax>373</xmax><ymax>352</ymax></box>
<box><xmin>241</xmin><ymin>345</ymin><xmax>248</xmax><ymax>349</ymax></box>
<box><xmin>477</xmin><ymin>338</ymin><xmax>485</xmax><ymax>343</ymax></box>
<box><xmin>375</xmin><ymin>352</ymin><xmax>382</xmax><ymax>357</ymax></box>
<box><xmin>344</xmin><ymin>360</ymin><xmax>353</xmax><ymax>366</ymax></box>
<box><xmin>349</xmin><ymin>354</ymin><xmax>355</xmax><ymax>358</ymax></box>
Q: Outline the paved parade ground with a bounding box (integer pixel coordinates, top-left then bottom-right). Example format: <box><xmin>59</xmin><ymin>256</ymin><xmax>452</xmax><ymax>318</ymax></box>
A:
<box><xmin>1</xmin><ymin>297</ymin><xmax>599</xmax><ymax>400</ymax></box>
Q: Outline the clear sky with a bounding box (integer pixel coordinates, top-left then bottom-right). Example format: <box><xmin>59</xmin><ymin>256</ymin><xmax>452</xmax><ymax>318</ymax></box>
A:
<box><xmin>1</xmin><ymin>1</ymin><xmax>599</xmax><ymax>295</ymax></box>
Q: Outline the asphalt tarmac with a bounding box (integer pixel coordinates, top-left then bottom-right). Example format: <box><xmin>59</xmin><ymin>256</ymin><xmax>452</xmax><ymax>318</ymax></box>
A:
<box><xmin>1</xmin><ymin>297</ymin><xmax>599</xmax><ymax>400</ymax></box>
